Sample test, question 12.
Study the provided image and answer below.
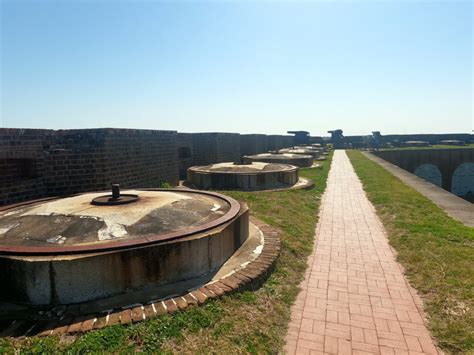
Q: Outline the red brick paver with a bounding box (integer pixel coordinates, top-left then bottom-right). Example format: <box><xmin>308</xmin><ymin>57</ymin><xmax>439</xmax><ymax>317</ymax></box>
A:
<box><xmin>285</xmin><ymin>151</ymin><xmax>440</xmax><ymax>355</ymax></box>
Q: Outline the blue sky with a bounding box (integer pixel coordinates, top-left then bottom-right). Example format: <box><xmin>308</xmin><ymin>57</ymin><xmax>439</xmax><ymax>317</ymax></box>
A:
<box><xmin>1</xmin><ymin>0</ymin><xmax>472</xmax><ymax>136</ymax></box>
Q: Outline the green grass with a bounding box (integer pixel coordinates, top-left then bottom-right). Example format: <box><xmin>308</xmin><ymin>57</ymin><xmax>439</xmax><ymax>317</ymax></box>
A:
<box><xmin>3</xmin><ymin>154</ymin><xmax>333</xmax><ymax>353</ymax></box>
<box><xmin>347</xmin><ymin>150</ymin><xmax>474</xmax><ymax>354</ymax></box>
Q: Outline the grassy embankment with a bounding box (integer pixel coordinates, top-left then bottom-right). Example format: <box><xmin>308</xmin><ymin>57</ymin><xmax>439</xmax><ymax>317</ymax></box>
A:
<box><xmin>347</xmin><ymin>150</ymin><xmax>474</xmax><ymax>354</ymax></box>
<box><xmin>0</xmin><ymin>154</ymin><xmax>333</xmax><ymax>353</ymax></box>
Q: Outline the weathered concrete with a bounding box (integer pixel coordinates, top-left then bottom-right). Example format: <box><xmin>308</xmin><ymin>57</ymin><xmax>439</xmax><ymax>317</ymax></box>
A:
<box><xmin>0</xmin><ymin>190</ymin><xmax>249</xmax><ymax>306</ymax></box>
<box><xmin>0</xmin><ymin>216</ymin><xmax>280</xmax><ymax>336</ymax></box>
<box><xmin>280</xmin><ymin>148</ymin><xmax>321</xmax><ymax>159</ymax></box>
<box><xmin>285</xmin><ymin>151</ymin><xmax>440</xmax><ymax>354</ymax></box>
<box><xmin>243</xmin><ymin>153</ymin><xmax>313</xmax><ymax>168</ymax></box>
<box><xmin>365</xmin><ymin>152</ymin><xmax>474</xmax><ymax>227</ymax></box>
<box><xmin>0</xmin><ymin>190</ymin><xmax>232</xmax><ymax>247</ymax></box>
<box><xmin>187</xmin><ymin>162</ymin><xmax>299</xmax><ymax>191</ymax></box>
<box><xmin>212</xmin><ymin>219</ymin><xmax>263</xmax><ymax>280</ymax></box>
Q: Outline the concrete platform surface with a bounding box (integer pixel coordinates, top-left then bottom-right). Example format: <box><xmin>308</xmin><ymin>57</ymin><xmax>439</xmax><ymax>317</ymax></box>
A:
<box><xmin>0</xmin><ymin>190</ymin><xmax>232</xmax><ymax>248</ymax></box>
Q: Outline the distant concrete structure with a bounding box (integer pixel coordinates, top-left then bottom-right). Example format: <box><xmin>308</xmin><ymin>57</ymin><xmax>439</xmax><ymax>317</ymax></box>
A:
<box><xmin>187</xmin><ymin>162</ymin><xmax>299</xmax><ymax>191</ymax></box>
<box><xmin>243</xmin><ymin>153</ymin><xmax>313</xmax><ymax>167</ymax></box>
<box><xmin>369</xmin><ymin>131</ymin><xmax>382</xmax><ymax>150</ymax></box>
<box><xmin>401</xmin><ymin>140</ymin><xmax>431</xmax><ymax>147</ymax></box>
<box><xmin>287</xmin><ymin>131</ymin><xmax>310</xmax><ymax>145</ymax></box>
<box><xmin>372</xmin><ymin>133</ymin><xmax>472</xmax><ymax>146</ymax></box>
<box><xmin>440</xmin><ymin>140</ymin><xmax>466</xmax><ymax>146</ymax></box>
<box><xmin>328</xmin><ymin>129</ymin><xmax>346</xmax><ymax>149</ymax></box>
<box><xmin>373</xmin><ymin>148</ymin><xmax>474</xmax><ymax>201</ymax></box>
<box><xmin>342</xmin><ymin>132</ymin><xmax>473</xmax><ymax>148</ymax></box>
<box><xmin>309</xmin><ymin>136</ymin><xmax>325</xmax><ymax>145</ymax></box>
<box><xmin>345</xmin><ymin>135</ymin><xmax>368</xmax><ymax>149</ymax></box>
<box><xmin>280</xmin><ymin>147</ymin><xmax>321</xmax><ymax>159</ymax></box>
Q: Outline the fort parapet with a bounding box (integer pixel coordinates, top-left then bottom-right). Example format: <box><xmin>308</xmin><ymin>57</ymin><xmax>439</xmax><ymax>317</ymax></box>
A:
<box><xmin>240</xmin><ymin>134</ymin><xmax>268</xmax><ymax>156</ymax></box>
<box><xmin>191</xmin><ymin>132</ymin><xmax>241</xmax><ymax>166</ymax></box>
<box><xmin>0</xmin><ymin>128</ymin><xmax>179</xmax><ymax>205</ymax></box>
<box><xmin>2</xmin><ymin>128</ymin><xmax>304</xmax><ymax>205</ymax></box>
<box><xmin>2</xmin><ymin>128</ymin><xmax>473</xmax><ymax>206</ymax></box>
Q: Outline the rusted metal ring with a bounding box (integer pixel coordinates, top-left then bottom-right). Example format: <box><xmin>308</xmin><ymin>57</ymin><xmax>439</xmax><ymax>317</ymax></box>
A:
<box><xmin>0</xmin><ymin>189</ymin><xmax>241</xmax><ymax>256</ymax></box>
<box><xmin>91</xmin><ymin>194</ymin><xmax>139</xmax><ymax>206</ymax></box>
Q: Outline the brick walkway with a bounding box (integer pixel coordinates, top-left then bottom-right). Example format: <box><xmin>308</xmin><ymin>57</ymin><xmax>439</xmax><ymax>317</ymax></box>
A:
<box><xmin>284</xmin><ymin>151</ymin><xmax>440</xmax><ymax>355</ymax></box>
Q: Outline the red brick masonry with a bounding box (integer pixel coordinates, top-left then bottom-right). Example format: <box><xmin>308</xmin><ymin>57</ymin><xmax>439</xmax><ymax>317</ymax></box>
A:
<box><xmin>285</xmin><ymin>151</ymin><xmax>441</xmax><ymax>355</ymax></box>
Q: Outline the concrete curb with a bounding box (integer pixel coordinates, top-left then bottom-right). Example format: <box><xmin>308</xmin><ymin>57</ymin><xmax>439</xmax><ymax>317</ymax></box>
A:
<box><xmin>179</xmin><ymin>177</ymin><xmax>314</xmax><ymax>192</ymax></box>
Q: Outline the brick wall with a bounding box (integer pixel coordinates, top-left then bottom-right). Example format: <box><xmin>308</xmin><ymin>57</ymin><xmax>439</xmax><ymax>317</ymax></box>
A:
<box><xmin>240</xmin><ymin>134</ymin><xmax>268</xmax><ymax>156</ymax></box>
<box><xmin>0</xmin><ymin>128</ymin><xmax>178</xmax><ymax>205</ymax></box>
<box><xmin>267</xmin><ymin>135</ymin><xmax>294</xmax><ymax>151</ymax></box>
<box><xmin>215</xmin><ymin>133</ymin><xmax>241</xmax><ymax>163</ymax></box>
<box><xmin>103</xmin><ymin>129</ymin><xmax>178</xmax><ymax>187</ymax></box>
<box><xmin>191</xmin><ymin>133</ymin><xmax>241</xmax><ymax>166</ymax></box>
<box><xmin>3</xmin><ymin>127</ymin><xmax>471</xmax><ymax>206</ymax></box>
<box><xmin>177</xmin><ymin>133</ymin><xmax>194</xmax><ymax>179</ymax></box>
<box><xmin>0</xmin><ymin>129</ymin><xmax>49</xmax><ymax>205</ymax></box>
<box><xmin>266</xmin><ymin>135</ymin><xmax>280</xmax><ymax>151</ymax></box>
<box><xmin>281</xmin><ymin>135</ymin><xmax>295</xmax><ymax>148</ymax></box>
<box><xmin>44</xmin><ymin>129</ymin><xmax>108</xmax><ymax>196</ymax></box>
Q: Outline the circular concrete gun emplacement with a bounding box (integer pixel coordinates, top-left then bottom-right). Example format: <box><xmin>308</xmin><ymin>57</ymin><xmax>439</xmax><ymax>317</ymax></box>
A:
<box><xmin>279</xmin><ymin>147</ymin><xmax>321</xmax><ymax>159</ymax></box>
<box><xmin>186</xmin><ymin>162</ymin><xmax>312</xmax><ymax>191</ymax></box>
<box><xmin>0</xmin><ymin>186</ymin><xmax>282</xmax><ymax>336</ymax></box>
<box><xmin>243</xmin><ymin>153</ymin><xmax>313</xmax><ymax>168</ymax></box>
<box><xmin>0</xmin><ymin>187</ymin><xmax>255</xmax><ymax>308</ymax></box>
